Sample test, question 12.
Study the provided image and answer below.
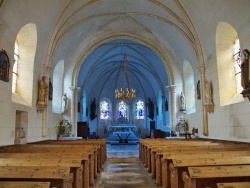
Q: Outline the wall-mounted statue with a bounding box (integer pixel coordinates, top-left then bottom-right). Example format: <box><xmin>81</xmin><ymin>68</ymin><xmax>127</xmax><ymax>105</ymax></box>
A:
<box><xmin>0</xmin><ymin>50</ymin><xmax>10</xmax><ymax>82</ymax></box>
<box><xmin>48</xmin><ymin>78</ymin><xmax>53</xmax><ymax>100</ymax></box>
<box><xmin>147</xmin><ymin>98</ymin><xmax>154</xmax><ymax>120</ymax></box>
<box><xmin>90</xmin><ymin>98</ymin><xmax>97</xmax><ymax>120</ymax></box>
<box><xmin>180</xmin><ymin>92</ymin><xmax>186</xmax><ymax>112</ymax></box>
<box><xmin>241</xmin><ymin>49</ymin><xmax>250</xmax><ymax>90</ymax></box>
<box><xmin>61</xmin><ymin>93</ymin><xmax>68</xmax><ymax>113</ymax></box>
<box><xmin>204</xmin><ymin>79</ymin><xmax>214</xmax><ymax>113</ymax></box>
<box><xmin>37</xmin><ymin>76</ymin><xmax>47</xmax><ymax>112</ymax></box>
<box><xmin>240</xmin><ymin>49</ymin><xmax>250</xmax><ymax>100</ymax></box>
<box><xmin>196</xmin><ymin>80</ymin><xmax>201</xmax><ymax>100</ymax></box>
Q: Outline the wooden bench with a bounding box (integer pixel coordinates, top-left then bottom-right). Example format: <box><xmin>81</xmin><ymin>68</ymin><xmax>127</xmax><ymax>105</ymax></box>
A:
<box><xmin>217</xmin><ymin>182</ymin><xmax>250</xmax><ymax>188</ymax></box>
<box><xmin>32</xmin><ymin>139</ymin><xmax>107</xmax><ymax>169</ymax></box>
<box><xmin>0</xmin><ymin>151</ymin><xmax>93</xmax><ymax>187</ymax></box>
<box><xmin>0</xmin><ymin>158</ymin><xmax>83</xmax><ymax>188</ymax></box>
<box><xmin>0</xmin><ymin>145</ymin><xmax>96</xmax><ymax>186</ymax></box>
<box><xmin>154</xmin><ymin>147</ymin><xmax>249</xmax><ymax>186</ymax></box>
<box><xmin>140</xmin><ymin>139</ymin><xmax>250</xmax><ymax>186</ymax></box>
<box><xmin>0</xmin><ymin>181</ymin><xmax>50</xmax><ymax>188</ymax></box>
<box><xmin>31</xmin><ymin>140</ymin><xmax>105</xmax><ymax>172</ymax></box>
<box><xmin>169</xmin><ymin>155</ymin><xmax>250</xmax><ymax>188</ymax></box>
<box><xmin>0</xmin><ymin>166</ymin><xmax>73</xmax><ymax>188</ymax></box>
<box><xmin>182</xmin><ymin>165</ymin><xmax>250</xmax><ymax>188</ymax></box>
<box><xmin>161</xmin><ymin>150</ymin><xmax>250</xmax><ymax>188</ymax></box>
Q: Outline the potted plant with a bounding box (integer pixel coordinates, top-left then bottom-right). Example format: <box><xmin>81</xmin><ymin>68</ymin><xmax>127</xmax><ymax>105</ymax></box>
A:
<box><xmin>58</xmin><ymin>120</ymin><xmax>72</xmax><ymax>137</ymax></box>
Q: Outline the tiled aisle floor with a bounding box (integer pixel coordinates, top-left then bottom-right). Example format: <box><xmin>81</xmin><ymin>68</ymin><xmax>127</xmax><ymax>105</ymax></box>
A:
<box><xmin>92</xmin><ymin>144</ymin><xmax>157</xmax><ymax>188</ymax></box>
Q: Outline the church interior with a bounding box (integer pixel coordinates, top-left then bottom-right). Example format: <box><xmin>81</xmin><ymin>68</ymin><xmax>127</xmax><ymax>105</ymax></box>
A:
<box><xmin>0</xmin><ymin>0</ymin><xmax>250</xmax><ymax>187</ymax></box>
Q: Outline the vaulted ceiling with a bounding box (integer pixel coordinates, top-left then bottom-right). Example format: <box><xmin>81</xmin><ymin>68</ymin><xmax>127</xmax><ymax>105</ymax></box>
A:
<box><xmin>38</xmin><ymin>0</ymin><xmax>245</xmax><ymax>101</ymax></box>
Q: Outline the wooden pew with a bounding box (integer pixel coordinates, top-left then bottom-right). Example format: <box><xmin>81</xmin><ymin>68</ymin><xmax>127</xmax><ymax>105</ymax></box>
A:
<box><xmin>217</xmin><ymin>182</ymin><xmax>250</xmax><ymax>188</ymax></box>
<box><xmin>0</xmin><ymin>152</ymin><xmax>90</xmax><ymax>188</ymax></box>
<box><xmin>0</xmin><ymin>145</ymin><xmax>96</xmax><ymax>186</ymax></box>
<box><xmin>150</xmin><ymin>142</ymin><xmax>249</xmax><ymax>183</ymax></box>
<box><xmin>32</xmin><ymin>139</ymin><xmax>107</xmax><ymax>168</ymax></box>
<box><xmin>0</xmin><ymin>158</ymin><xmax>83</xmax><ymax>188</ymax></box>
<box><xmin>0</xmin><ymin>166</ymin><xmax>73</xmax><ymax>188</ymax></box>
<box><xmin>161</xmin><ymin>150</ymin><xmax>250</xmax><ymax>188</ymax></box>
<box><xmin>169</xmin><ymin>155</ymin><xmax>250</xmax><ymax>188</ymax></box>
<box><xmin>182</xmin><ymin>165</ymin><xmax>250</xmax><ymax>188</ymax></box>
<box><xmin>32</xmin><ymin>139</ymin><xmax>106</xmax><ymax>171</ymax></box>
<box><xmin>154</xmin><ymin>146</ymin><xmax>249</xmax><ymax>186</ymax></box>
<box><xmin>0</xmin><ymin>181</ymin><xmax>50</xmax><ymax>188</ymax></box>
<box><xmin>140</xmin><ymin>139</ymin><xmax>250</xmax><ymax>186</ymax></box>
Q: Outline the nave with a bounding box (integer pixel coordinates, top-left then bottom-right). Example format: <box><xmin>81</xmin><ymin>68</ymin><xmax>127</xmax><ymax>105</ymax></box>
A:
<box><xmin>92</xmin><ymin>144</ymin><xmax>157</xmax><ymax>188</ymax></box>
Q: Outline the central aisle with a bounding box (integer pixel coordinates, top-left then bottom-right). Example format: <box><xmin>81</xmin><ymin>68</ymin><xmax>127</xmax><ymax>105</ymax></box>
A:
<box><xmin>92</xmin><ymin>144</ymin><xmax>157</xmax><ymax>188</ymax></box>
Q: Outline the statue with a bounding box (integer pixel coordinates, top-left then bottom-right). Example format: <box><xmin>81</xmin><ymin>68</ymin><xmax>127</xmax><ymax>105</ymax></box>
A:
<box><xmin>175</xmin><ymin>117</ymin><xmax>187</xmax><ymax>135</ymax></box>
<box><xmin>180</xmin><ymin>92</ymin><xmax>186</xmax><ymax>111</ymax></box>
<box><xmin>37</xmin><ymin>76</ymin><xmax>47</xmax><ymax>105</ymax></box>
<box><xmin>147</xmin><ymin>98</ymin><xmax>154</xmax><ymax>120</ymax></box>
<box><xmin>90</xmin><ymin>98</ymin><xmax>97</xmax><ymax>120</ymax></box>
<box><xmin>37</xmin><ymin>76</ymin><xmax>47</xmax><ymax>112</ymax></box>
<box><xmin>196</xmin><ymin>80</ymin><xmax>201</xmax><ymax>100</ymax></box>
<box><xmin>241</xmin><ymin>49</ymin><xmax>250</xmax><ymax>90</ymax></box>
<box><xmin>204</xmin><ymin>79</ymin><xmax>214</xmax><ymax>113</ymax></box>
<box><xmin>61</xmin><ymin>93</ymin><xmax>68</xmax><ymax>113</ymax></box>
<box><xmin>48</xmin><ymin>78</ymin><xmax>53</xmax><ymax>100</ymax></box>
<box><xmin>204</xmin><ymin>79</ymin><xmax>212</xmax><ymax>104</ymax></box>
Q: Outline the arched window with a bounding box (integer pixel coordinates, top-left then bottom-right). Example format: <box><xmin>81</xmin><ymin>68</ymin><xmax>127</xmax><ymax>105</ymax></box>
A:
<box><xmin>100</xmin><ymin>100</ymin><xmax>110</xmax><ymax>120</ymax></box>
<box><xmin>118</xmin><ymin>101</ymin><xmax>127</xmax><ymax>119</ymax></box>
<box><xmin>12</xmin><ymin>42</ymin><xmax>19</xmax><ymax>93</ymax></box>
<box><xmin>183</xmin><ymin>60</ymin><xmax>196</xmax><ymax>113</ymax></box>
<box><xmin>52</xmin><ymin>60</ymin><xmax>64</xmax><ymax>113</ymax></box>
<box><xmin>135</xmin><ymin>100</ymin><xmax>144</xmax><ymax>119</ymax></box>
<box><xmin>216</xmin><ymin>22</ymin><xmax>243</xmax><ymax>105</ymax></box>
<box><xmin>11</xmin><ymin>23</ymin><xmax>37</xmax><ymax>106</ymax></box>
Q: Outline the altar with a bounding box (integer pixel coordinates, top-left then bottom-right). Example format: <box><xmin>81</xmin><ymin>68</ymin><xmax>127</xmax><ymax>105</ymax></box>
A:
<box><xmin>106</xmin><ymin>124</ymin><xmax>139</xmax><ymax>144</ymax></box>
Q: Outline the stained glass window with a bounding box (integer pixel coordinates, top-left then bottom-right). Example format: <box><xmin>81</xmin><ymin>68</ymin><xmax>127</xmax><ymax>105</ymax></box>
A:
<box><xmin>136</xmin><ymin>100</ymin><xmax>144</xmax><ymax>119</ymax></box>
<box><xmin>100</xmin><ymin>101</ymin><xmax>110</xmax><ymax>120</ymax></box>
<box><xmin>233</xmin><ymin>38</ymin><xmax>242</xmax><ymax>93</ymax></box>
<box><xmin>118</xmin><ymin>101</ymin><xmax>127</xmax><ymax>119</ymax></box>
<box><xmin>12</xmin><ymin>41</ymin><xmax>19</xmax><ymax>93</ymax></box>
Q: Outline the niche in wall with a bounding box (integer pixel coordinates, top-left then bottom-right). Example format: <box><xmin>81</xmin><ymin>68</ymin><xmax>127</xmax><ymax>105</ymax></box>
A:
<box><xmin>15</xmin><ymin>110</ymin><xmax>28</xmax><ymax>144</ymax></box>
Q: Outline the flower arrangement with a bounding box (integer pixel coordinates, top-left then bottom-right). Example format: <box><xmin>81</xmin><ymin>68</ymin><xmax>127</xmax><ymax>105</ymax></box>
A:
<box><xmin>58</xmin><ymin>120</ymin><xmax>72</xmax><ymax>136</ymax></box>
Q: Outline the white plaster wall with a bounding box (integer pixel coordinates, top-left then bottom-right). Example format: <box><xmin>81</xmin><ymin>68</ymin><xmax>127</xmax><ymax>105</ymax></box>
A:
<box><xmin>0</xmin><ymin>1</ymin><xmax>66</xmax><ymax>146</ymax></box>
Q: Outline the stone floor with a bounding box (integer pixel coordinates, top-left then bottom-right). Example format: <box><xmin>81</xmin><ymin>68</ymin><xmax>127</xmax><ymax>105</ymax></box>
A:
<box><xmin>92</xmin><ymin>143</ymin><xmax>157</xmax><ymax>188</ymax></box>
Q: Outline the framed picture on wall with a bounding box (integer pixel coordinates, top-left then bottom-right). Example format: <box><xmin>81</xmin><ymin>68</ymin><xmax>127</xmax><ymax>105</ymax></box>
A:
<box><xmin>0</xmin><ymin>49</ymin><xmax>10</xmax><ymax>82</ymax></box>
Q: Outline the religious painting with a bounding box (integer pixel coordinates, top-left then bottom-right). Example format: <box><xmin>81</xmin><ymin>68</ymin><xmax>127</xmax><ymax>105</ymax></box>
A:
<box><xmin>0</xmin><ymin>50</ymin><xmax>10</xmax><ymax>82</ymax></box>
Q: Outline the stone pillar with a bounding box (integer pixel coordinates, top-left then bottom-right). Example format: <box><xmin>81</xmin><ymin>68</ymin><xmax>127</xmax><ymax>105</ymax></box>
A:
<box><xmin>165</xmin><ymin>85</ymin><xmax>177</xmax><ymax>130</ymax></box>
<box><xmin>162</xmin><ymin>95</ymin><xmax>166</xmax><ymax>125</ymax></box>
<box><xmin>198</xmin><ymin>65</ymin><xmax>208</xmax><ymax>136</ymax></box>
<box><xmin>69</xmin><ymin>86</ymin><xmax>81</xmax><ymax>136</ymax></box>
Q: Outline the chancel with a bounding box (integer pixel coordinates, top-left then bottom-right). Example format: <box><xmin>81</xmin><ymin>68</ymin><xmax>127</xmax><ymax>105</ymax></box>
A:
<box><xmin>0</xmin><ymin>1</ymin><xmax>250</xmax><ymax>187</ymax></box>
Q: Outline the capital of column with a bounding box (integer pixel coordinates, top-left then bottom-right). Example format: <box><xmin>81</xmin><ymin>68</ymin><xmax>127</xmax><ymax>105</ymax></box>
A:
<box><xmin>165</xmin><ymin>85</ymin><xmax>176</xmax><ymax>92</ymax></box>
<box><xmin>69</xmin><ymin>86</ymin><xmax>81</xmax><ymax>94</ymax></box>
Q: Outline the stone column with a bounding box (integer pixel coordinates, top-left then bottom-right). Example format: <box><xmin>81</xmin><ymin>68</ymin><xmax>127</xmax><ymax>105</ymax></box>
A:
<box><xmin>69</xmin><ymin>86</ymin><xmax>81</xmax><ymax>136</ymax></box>
<box><xmin>162</xmin><ymin>95</ymin><xmax>166</xmax><ymax>125</ymax></box>
<box><xmin>198</xmin><ymin>65</ymin><xmax>208</xmax><ymax>136</ymax></box>
<box><xmin>165</xmin><ymin>85</ymin><xmax>177</xmax><ymax>130</ymax></box>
